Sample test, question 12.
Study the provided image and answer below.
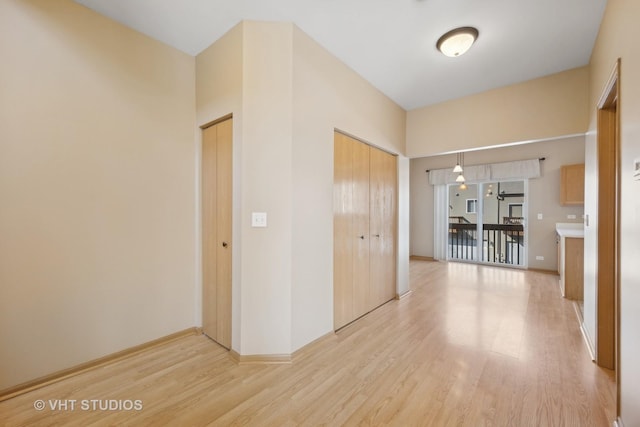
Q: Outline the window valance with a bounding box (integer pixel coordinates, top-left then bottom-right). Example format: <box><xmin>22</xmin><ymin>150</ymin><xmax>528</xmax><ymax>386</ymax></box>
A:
<box><xmin>428</xmin><ymin>158</ymin><xmax>541</xmax><ymax>185</ymax></box>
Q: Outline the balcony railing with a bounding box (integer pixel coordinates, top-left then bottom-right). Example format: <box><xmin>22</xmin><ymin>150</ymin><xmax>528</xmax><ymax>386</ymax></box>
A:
<box><xmin>449</xmin><ymin>222</ymin><xmax>524</xmax><ymax>265</ymax></box>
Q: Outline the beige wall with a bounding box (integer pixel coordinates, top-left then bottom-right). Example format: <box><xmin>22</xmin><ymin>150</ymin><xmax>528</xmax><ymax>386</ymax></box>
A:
<box><xmin>584</xmin><ymin>0</ymin><xmax>640</xmax><ymax>425</ymax></box>
<box><xmin>406</xmin><ymin>67</ymin><xmax>590</xmax><ymax>158</ymax></box>
<box><xmin>0</xmin><ymin>0</ymin><xmax>196</xmax><ymax>390</ymax></box>
<box><xmin>240</xmin><ymin>22</ymin><xmax>294</xmax><ymax>355</ymax></box>
<box><xmin>291</xmin><ymin>26</ymin><xmax>408</xmax><ymax>350</ymax></box>
<box><xmin>410</xmin><ymin>136</ymin><xmax>585</xmax><ymax>271</ymax></box>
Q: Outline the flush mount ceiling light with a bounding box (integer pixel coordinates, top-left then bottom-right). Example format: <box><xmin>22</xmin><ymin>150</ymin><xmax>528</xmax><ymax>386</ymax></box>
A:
<box><xmin>436</xmin><ymin>27</ymin><xmax>479</xmax><ymax>57</ymax></box>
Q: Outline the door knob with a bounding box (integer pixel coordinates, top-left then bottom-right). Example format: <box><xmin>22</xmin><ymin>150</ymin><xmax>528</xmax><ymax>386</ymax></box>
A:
<box><xmin>222</xmin><ymin>241</ymin><xmax>228</xmax><ymax>248</ymax></box>
<box><xmin>359</xmin><ymin>235</ymin><xmax>365</xmax><ymax>239</ymax></box>
<box><xmin>374</xmin><ymin>234</ymin><xmax>380</xmax><ymax>238</ymax></box>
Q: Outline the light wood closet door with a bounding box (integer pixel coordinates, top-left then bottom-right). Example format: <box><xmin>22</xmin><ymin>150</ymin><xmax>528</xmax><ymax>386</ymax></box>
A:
<box><xmin>333</xmin><ymin>133</ymin><xmax>354</xmax><ymax>329</ymax></box>
<box><xmin>202</xmin><ymin>118</ymin><xmax>232</xmax><ymax>349</ymax></box>
<box><xmin>352</xmin><ymin>139</ymin><xmax>371</xmax><ymax>319</ymax></box>
<box><xmin>369</xmin><ymin>147</ymin><xmax>397</xmax><ymax>307</ymax></box>
<box><xmin>334</xmin><ymin>132</ymin><xmax>396</xmax><ymax>330</ymax></box>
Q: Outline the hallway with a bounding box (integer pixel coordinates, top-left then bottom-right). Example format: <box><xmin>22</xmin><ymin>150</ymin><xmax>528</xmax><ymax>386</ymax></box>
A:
<box><xmin>0</xmin><ymin>261</ymin><xmax>615</xmax><ymax>426</ymax></box>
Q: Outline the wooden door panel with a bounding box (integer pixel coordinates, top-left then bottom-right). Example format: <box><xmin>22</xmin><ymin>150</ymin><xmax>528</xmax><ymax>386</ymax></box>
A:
<box><xmin>216</xmin><ymin>118</ymin><xmax>233</xmax><ymax>349</ymax></box>
<box><xmin>369</xmin><ymin>147</ymin><xmax>397</xmax><ymax>307</ymax></box>
<box><xmin>333</xmin><ymin>132</ymin><xmax>396</xmax><ymax>329</ymax></box>
<box><xmin>202</xmin><ymin>125</ymin><xmax>218</xmax><ymax>339</ymax></box>
<box><xmin>202</xmin><ymin>118</ymin><xmax>232</xmax><ymax>349</ymax></box>
<box><xmin>333</xmin><ymin>132</ymin><xmax>354</xmax><ymax>329</ymax></box>
<box><xmin>352</xmin><ymin>138</ymin><xmax>370</xmax><ymax>318</ymax></box>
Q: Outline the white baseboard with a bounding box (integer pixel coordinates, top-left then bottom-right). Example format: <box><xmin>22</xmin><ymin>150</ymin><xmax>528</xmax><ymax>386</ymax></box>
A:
<box><xmin>580</xmin><ymin>322</ymin><xmax>596</xmax><ymax>361</ymax></box>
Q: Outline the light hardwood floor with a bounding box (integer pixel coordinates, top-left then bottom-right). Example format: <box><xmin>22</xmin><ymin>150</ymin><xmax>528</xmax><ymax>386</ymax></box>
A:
<box><xmin>0</xmin><ymin>261</ymin><xmax>615</xmax><ymax>426</ymax></box>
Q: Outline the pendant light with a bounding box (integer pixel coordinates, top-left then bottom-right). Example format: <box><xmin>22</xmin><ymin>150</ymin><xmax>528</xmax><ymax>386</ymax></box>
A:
<box><xmin>453</xmin><ymin>152</ymin><xmax>463</xmax><ymax>173</ymax></box>
<box><xmin>454</xmin><ymin>152</ymin><xmax>465</xmax><ymax>184</ymax></box>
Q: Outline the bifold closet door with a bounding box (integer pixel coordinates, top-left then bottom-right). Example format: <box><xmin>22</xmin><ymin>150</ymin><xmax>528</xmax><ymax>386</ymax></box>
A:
<box><xmin>334</xmin><ymin>132</ymin><xmax>356</xmax><ymax>329</ymax></box>
<box><xmin>334</xmin><ymin>132</ymin><xmax>396</xmax><ymax>330</ymax></box>
<box><xmin>369</xmin><ymin>147</ymin><xmax>397</xmax><ymax>307</ymax></box>
<box><xmin>352</xmin><ymin>139</ymin><xmax>371</xmax><ymax>319</ymax></box>
<box><xmin>202</xmin><ymin>118</ymin><xmax>232</xmax><ymax>349</ymax></box>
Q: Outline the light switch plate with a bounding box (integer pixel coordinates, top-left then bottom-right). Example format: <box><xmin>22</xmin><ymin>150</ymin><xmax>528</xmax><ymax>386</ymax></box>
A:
<box><xmin>251</xmin><ymin>212</ymin><xmax>267</xmax><ymax>228</ymax></box>
<box><xmin>537</xmin><ymin>213</ymin><xmax>543</xmax><ymax>220</ymax></box>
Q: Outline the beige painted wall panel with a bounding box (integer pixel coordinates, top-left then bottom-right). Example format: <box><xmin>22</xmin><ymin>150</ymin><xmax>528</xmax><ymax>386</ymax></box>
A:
<box><xmin>410</xmin><ymin>136</ymin><xmax>585</xmax><ymax>271</ymax></box>
<box><xmin>240</xmin><ymin>22</ymin><xmax>294</xmax><ymax>355</ymax></box>
<box><xmin>291</xmin><ymin>26</ymin><xmax>407</xmax><ymax>350</ymax></box>
<box><xmin>0</xmin><ymin>0</ymin><xmax>196</xmax><ymax>390</ymax></box>
<box><xmin>585</xmin><ymin>0</ymin><xmax>640</xmax><ymax>424</ymax></box>
<box><xmin>196</xmin><ymin>24</ymin><xmax>243</xmax><ymax>126</ymax></box>
<box><xmin>406</xmin><ymin>67</ymin><xmax>590</xmax><ymax>158</ymax></box>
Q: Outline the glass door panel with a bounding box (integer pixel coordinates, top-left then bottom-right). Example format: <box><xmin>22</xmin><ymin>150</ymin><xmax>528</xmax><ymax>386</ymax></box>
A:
<box><xmin>481</xmin><ymin>181</ymin><xmax>525</xmax><ymax>266</ymax></box>
<box><xmin>448</xmin><ymin>184</ymin><xmax>479</xmax><ymax>261</ymax></box>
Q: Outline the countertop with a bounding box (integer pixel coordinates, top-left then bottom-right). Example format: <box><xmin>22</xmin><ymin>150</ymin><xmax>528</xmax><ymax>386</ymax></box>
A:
<box><xmin>556</xmin><ymin>222</ymin><xmax>584</xmax><ymax>238</ymax></box>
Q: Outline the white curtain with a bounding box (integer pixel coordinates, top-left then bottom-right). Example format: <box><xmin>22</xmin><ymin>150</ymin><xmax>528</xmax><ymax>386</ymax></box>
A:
<box><xmin>490</xmin><ymin>159</ymin><xmax>540</xmax><ymax>180</ymax></box>
<box><xmin>428</xmin><ymin>158</ymin><xmax>540</xmax><ymax>184</ymax></box>
<box><xmin>429</xmin><ymin>164</ymin><xmax>490</xmax><ymax>185</ymax></box>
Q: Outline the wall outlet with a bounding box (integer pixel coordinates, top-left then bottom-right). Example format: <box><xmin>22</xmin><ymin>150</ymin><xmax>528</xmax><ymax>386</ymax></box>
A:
<box><xmin>537</xmin><ymin>213</ymin><xmax>543</xmax><ymax>220</ymax></box>
<box><xmin>536</xmin><ymin>255</ymin><xmax>544</xmax><ymax>261</ymax></box>
<box><xmin>567</xmin><ymin>214</ymin><xmax>577</xmax><ymax>219</ymax></box>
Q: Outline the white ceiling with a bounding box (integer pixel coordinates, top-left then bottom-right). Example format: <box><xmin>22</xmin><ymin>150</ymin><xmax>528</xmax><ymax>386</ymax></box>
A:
<box><xmin>74</xmin><ymin>0</ymin><xmax>607</xmax><ymax>111</ymax></box>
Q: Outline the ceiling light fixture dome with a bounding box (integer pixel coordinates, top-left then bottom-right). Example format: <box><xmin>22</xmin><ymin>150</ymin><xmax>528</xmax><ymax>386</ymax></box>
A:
<box><xmin>436</xmin><ymin>27</ymin><xmax>479</xmax><ymax>57</ymax></box>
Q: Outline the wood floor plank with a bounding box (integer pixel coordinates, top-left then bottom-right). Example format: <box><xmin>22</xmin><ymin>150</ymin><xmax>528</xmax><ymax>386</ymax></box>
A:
<box><xmin>0</xmin><ymin>261</ymin><xmax>616</xmax><ymax>426</ymax></box>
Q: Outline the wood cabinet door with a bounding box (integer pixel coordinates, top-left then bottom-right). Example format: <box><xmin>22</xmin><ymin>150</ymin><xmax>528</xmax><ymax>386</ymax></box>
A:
<box><xmin>560</xmin><ymin>164</ymin><xmax>585</xmax><ymax>205</ymax></box>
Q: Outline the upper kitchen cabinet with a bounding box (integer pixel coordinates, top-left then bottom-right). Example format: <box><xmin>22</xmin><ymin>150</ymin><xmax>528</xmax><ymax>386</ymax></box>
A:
<box><xmin>560</xmin><ymin>163</ymin><xmax>585</xmax><ymax>206</ymax></box>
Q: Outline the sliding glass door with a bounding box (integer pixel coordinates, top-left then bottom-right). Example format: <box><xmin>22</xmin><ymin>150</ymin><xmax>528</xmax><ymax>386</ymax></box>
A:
<box><xmin>448</xmin><ymin>180</ymin><xmax>526</xmax><ymax>267</ymax></box>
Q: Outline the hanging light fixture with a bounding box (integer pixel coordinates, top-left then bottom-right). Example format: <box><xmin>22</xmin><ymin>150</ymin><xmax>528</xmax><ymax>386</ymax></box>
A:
<box><xmin>453</xmin><ymin>152</ymin><xmax>463</xmax><ymax>173</ymax></box>
<box><xmin>437</xmin><ymin>27</ymin><xmax>479</xmax><ymax>57</ymax></box>
<box><xmin>454</xmin><ymin>151</ymin><xmax>465</xmax><ymax>183</ymax></box>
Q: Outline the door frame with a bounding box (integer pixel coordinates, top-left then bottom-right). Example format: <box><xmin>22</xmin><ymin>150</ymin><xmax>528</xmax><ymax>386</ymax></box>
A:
<box><xmin>596</xmin><ymin>59</ymin><xmax>621</xmax><ymax>415</ymax></box>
